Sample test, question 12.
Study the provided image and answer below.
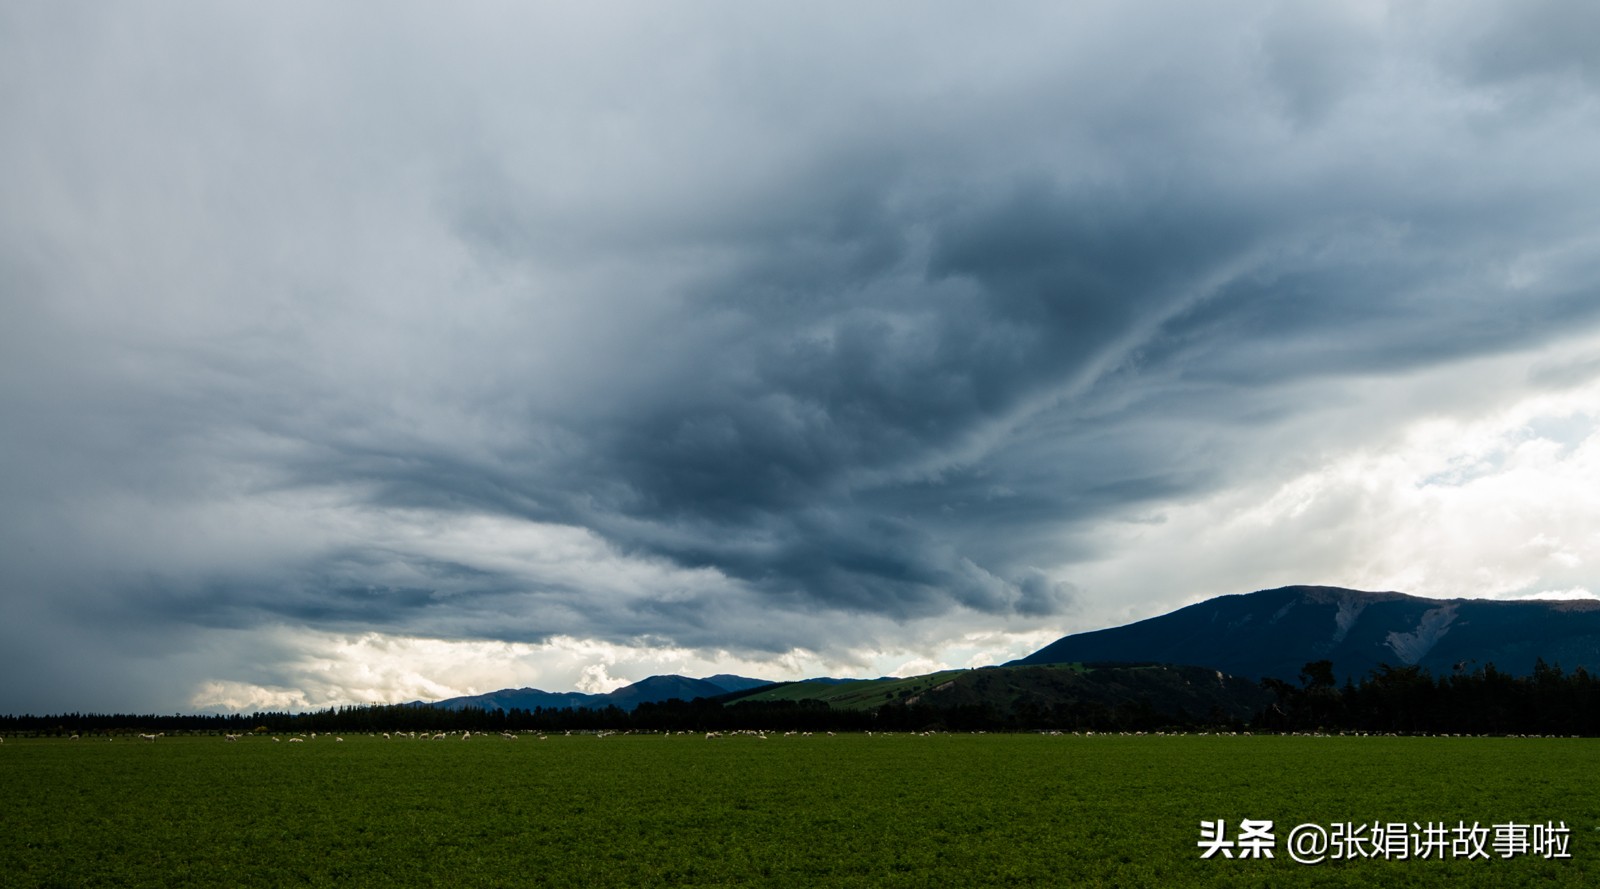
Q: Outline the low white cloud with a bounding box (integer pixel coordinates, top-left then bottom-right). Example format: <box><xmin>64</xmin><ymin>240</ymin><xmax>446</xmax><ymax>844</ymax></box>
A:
<box><xmin>189</xmin><ymin>682</ymin><xmax>314</xmax><ymax>713</ymax></box>
<box><xmin>181</xmin><ymin>627</ymin><xmax>881</xmax><ymax>712</ymax></box>
<box><xmin>887</xmin><ymin>657</ymin><xmax>952</xmax><ymax>678</ymax></box>
<box><xmin>574</xmin><ymin>663</ymin><xmax>627</xmax><ymax>695</ymax></box>
<box><xmin>1515</xmin><ymin>587</ymin><xmax>1598</xmax><ymax>602</ymax></box>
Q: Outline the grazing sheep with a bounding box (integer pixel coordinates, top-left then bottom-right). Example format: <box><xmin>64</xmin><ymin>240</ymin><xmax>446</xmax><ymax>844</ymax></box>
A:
<box><xmin>138</xmin><ymin>733</ymin><xmax>163</xmax><ymax>742</ymax></box>
<box><xmin>289</xmin><ymin>738</ymin><xmax>304</xmax><ymax>743</ymax></box>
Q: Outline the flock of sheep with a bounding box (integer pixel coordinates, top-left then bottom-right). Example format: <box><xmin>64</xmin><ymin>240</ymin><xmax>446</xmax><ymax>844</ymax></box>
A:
<box><xmin>10</xmin><ymin>728</ymin><xmax>1581</xmax><ymax>745</ymax></box>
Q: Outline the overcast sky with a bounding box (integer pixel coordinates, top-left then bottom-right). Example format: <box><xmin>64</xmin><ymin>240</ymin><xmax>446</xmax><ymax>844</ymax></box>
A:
<box><xmin>5</xmin><ymin>1</ymin><xmax>1600</xmax><ymax>714</ymax></box>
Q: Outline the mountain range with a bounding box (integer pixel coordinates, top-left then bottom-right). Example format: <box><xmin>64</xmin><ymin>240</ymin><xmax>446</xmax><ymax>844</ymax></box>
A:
<box><xmin>430</xmin><ymin>585</ymin><xmax>1600</xmax><ymax>714</ymax></box>
<box><xmin>431</xmin><ymin>673</ymin><xmax>774</xmax><ymax>712</ymax></box>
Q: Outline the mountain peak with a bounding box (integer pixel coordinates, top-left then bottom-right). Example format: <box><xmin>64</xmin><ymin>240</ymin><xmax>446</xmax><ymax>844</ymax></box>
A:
<box><xmin>1013</xmin><ymin>585</ymin><xmax>1600</xmax><ymax>681</ymax></box>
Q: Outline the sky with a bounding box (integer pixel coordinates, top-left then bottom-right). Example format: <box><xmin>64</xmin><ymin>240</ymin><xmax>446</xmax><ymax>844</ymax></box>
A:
<box><xmin>4</xmin><ymin>1</ymin><xmax>1600</xmax><ymax>715</ymax></box>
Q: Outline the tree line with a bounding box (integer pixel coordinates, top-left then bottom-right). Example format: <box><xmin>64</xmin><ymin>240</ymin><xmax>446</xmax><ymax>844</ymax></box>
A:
<box><xmin>4</xmin><ymin>659</ymin><xmax>1597</xmax><ymax>736</ymax></box>
<box><xmin>1256</xmin><ymin>658</ymin><xmax>1600</xmax><ymax>735</ymax></box>
<box><xmin>0</xmin><ymin>696</ymin><xmax>1181</xmax><ymax>735</ymax></box>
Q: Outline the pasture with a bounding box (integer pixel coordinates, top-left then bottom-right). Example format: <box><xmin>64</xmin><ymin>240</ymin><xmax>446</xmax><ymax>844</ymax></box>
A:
<box><xmin>1</xmin><ymin>731</ymin><xmax>1596</xmax><ymax>887</ymax></box>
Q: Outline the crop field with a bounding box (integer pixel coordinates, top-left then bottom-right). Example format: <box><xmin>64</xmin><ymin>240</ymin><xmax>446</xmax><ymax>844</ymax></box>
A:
<box><xmin>2</xmin><ymin>731</ymin><xmax>1597</xmax><ymax>887</ymax></box>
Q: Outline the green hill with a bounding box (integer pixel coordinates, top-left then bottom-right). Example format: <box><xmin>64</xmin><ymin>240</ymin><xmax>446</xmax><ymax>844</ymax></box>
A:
<box><xmin>733</xmin><ymin>662</ymin><xmax>1271</xmax><ymax>724</ymax></box>
<box><xmin>732</xmin><ymin>670</ymin><xmax>969</xmax><ymax>709</ymax></box>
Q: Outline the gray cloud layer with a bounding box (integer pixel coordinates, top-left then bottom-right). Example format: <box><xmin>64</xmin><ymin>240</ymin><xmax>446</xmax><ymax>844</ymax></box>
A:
<box><xmin>4</xmin><ymin>2</ymin><xmax>1600</xmax><ymax>711</ymax></box>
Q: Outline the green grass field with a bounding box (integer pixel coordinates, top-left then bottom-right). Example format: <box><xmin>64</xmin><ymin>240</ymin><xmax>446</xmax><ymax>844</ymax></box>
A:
<box><xmin>2</xmin><ymin>731</ymin><xmax>1596</xmax><ymax>887</ymax></box>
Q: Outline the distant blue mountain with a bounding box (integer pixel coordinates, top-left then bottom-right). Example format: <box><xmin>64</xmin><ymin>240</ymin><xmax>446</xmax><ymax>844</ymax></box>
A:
<box><xmin>698</xmin><ymin>674</ymin><xmax>777</xmax><ymax>693</ymax></box>
<box><xmin>431</xmin><ymin>673</ymin><xmax>775</xmax><ymax>712</ymax></box>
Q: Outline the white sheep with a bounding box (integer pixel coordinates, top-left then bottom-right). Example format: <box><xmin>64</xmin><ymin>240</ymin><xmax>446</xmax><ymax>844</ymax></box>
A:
<box><xmin>138</xmin><ymin>732</ymin><xmax>163</xmax><ymax>742</ymax></box>
<box><xmin>289</xmin><ymin>738</ymin><xmax>304</xmax><ymax>743</ymax></box>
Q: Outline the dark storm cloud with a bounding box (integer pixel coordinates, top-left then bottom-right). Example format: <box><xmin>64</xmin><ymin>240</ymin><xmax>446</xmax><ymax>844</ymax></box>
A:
<box><xmin>508</xmin><ymin>150</ymin><xmax>1600</xmax><ymax>620</ymax></box>
<box><xmin>540</xmin><ymin>180</ymin><xmax>1264</xmax><ymax>607</ymax></box>
<box><xmin>1444</xmin><ymin>0</ymin><xmax>1600</xmax><ymax>89</ymax></box>
<box><xmin>5</xmin><ymin>1</ymin><xmax>1600</xmax><ymax>710</ymax></box>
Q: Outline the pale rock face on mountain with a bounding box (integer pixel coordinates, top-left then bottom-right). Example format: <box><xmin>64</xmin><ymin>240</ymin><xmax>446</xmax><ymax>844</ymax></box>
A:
<box><xmin>1385</xmin><ymin>603</ymin><xmax>1459</xmax><ymax>665</ymax></box>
